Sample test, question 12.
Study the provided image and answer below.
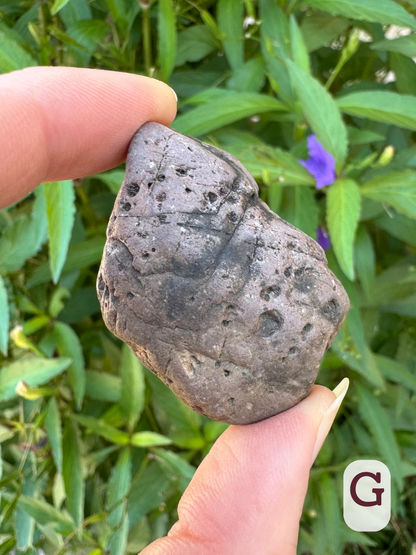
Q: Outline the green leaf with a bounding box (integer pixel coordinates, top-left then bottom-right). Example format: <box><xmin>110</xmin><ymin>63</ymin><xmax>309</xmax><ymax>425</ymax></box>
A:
<box><xmin>51</xmin><ymin>0</ymin><xmax>71</xmax><ymax>15</ymax></box>
<box><xmin>120</xmin><ymin>345</ymin><xmax>145</xmax><ymax>432</ymax></box>
<box><xmin>127</xmin><ymin>462</ymin><xmax>172</xmax><ymax>527</ymax></box>
<box><xmin>280</xmin><ymin>186</ymin><xmax>318</xmax><ymax>238</ymax></box>
<box><xmin>354</xmin><ymin>226</ymin><xmax>375</xmax><ymax>302</ymax></box>
<box><xmin>337</xmin><ymin>91</ymin><xmax>416</xmax><ymax>131</ymax></box>
<box><xmin>290</xmin><ymin>15</ymin><xmax>310</xmax><ymax>73</ymax></box>
<box><xmin>0</xmin><ymin>29</ymin><xmax>37</xmax><ymax>72</ymax></box>
<box><xmin>85</xmin><ymin>370</ymin><xmax>121</xmax><ymax>402</ymax></box>
<box><xmin>217</xmin><ymin>0</ymin><xmax>244</xmax><ymax>71</ymax></box>
<box><xmin>319</xmin><ymin>473</ymin><xmax>342</xmax><ymax>555</ymax></box>
<box><xmin>371</xmin><ymin>35</ymin><xmax>416</xmax><ymax>58</ymax></box>
<box><xmin>227</xmin><ymin>57</ymin><xmax>266</xmax><ymax>93</ymax></box>
<box><xmin>152</xmin><ymin>448</ymin><xmax>195</xmax><ymax>492</ymax></box>
<box><xmin>158</xmin><ymin>0</ymin><xmax>176</xmax><ymax>79</ymax></box>
<box><xmin>92</xmin><ymin>170</ymin><xmax>125</xmax><ymax>194</ymax></box>
<box><xmin>361</xmin><ymin>171</ymin><xmax>416</xmax><ymax>220</ymax></box>
<box><xmin>300</xmin><ymin>12</ymin><xmax>348</xmax><ymax>53</ymax></box>
<box><xmin>173</xmin><ymin>93</ymin><xmax>287</xmax><ymax>137</ymax></box>
<box><xmin>131</xmin><ymin>431</ymin><xmax>172</xmax><ymax>447</ymax></box>
<box><xmin>17</xmin><ymin>496</ymin><xmax>75</xmax><ymax>536</ymax></box>
<box><xmin>62</xmin><ymin>419</ymin><xmax>84</xmax><ymax>528</ymax></box>
<box><xmin>390</xmin><ymin>53</ymin><xmax>416</xmax><ymax>96</ymax></box>
<box><xmin>356</xmin><ymin>384</ymin><xmax>403</xmax><ymax>489</ymax></box>
<box><xmin>54</xmin><ymin>322</ymin><xmax>85</xmax><ymax>410</ymax></box>
<box><xmin>108</xmin><ymin>512</ymin><xmax>129</xmax><ymax>555</ymax></box>
<box><xmin>14</xmin><ymin>465</ymin><xmax>36</xmax><ymax>550</ymax></box>
<box><xmin>27</xmin><ymin>236</ymin><xmax>106</xmax><ymax>287</ymax></box>
<box><xmin>327</xmin><ymin>179</ymin><xmax>361</xmax><ymax>280</ymax></box>
<box><xmin>0</xmin><ymin>188</ymin><xmax>48</xmax><ymax>274</ymax></box>
<box><xmin>305</xmin><ymin>0</ymin><xmax>416</xmax><ymax>30</ymax></box>
<box><xmin>175</xmin><ymin>25</ymin><xmax>218</xmax><ymax>66</ymax></box>
<box><xmin>375</xmin><ymin>355</ymin><xmax>416</xmax><ymax>394</ymax></box>
<box><xmin>44</xmin><ymin>181</ymin><xmax>76</xmax><ymax>284</ymax></box>
<box><xmin>0</xmin><ymin>356</ymin><xmax>71</xmax><ymax>401</ymax></box>
<box><xmin>0</xmin><ymin>276</ymin><xmax>9</xmax><ymax>356</ymax></box>
<box><xmin>375</xmin><ymin>211</ymin><xmax>416</xmax><ymax>247</ymax></box>
<box><xmin>71</xmin><ymin>414</ymin><xmax>130</xmax><ymax>444</ymax></box>
<box><xmin>287</xmin><ymin>60</ymin><xmax>347</xmax><ymax>168</ymax></box>
<box><xmin>107</xmin><ymin>447</ymin><xmax>131</xmax><ymax>527</ymax></box>
<box><xmin>45</xmin><ymin>397</ymin><xmax>63</xmax><ymax>473</ymax></box>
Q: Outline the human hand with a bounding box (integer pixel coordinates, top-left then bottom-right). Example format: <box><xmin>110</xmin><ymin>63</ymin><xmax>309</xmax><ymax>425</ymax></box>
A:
<box><xmin>0</xmin><ymin>66</ymin><xmax>349</xmax><ymax>555</ymax></box>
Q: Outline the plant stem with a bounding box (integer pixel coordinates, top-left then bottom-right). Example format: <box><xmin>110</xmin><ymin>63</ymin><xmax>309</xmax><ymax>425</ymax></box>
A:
<box><xmin>142</xmin><ymin>6</ymin><xmax>152</xmax><ymax>75</ymax></box>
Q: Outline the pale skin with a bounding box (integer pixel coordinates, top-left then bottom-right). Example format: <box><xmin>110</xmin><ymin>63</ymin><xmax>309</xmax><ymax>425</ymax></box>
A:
<box><xmin>0</xmin><ymin>67</ymin><xmax>342</xmax><ymax>555</ymax></box>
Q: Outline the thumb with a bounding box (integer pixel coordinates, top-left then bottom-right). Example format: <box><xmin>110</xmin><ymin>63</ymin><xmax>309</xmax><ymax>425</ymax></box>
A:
<box><xmin>141</xmin><ymin>378</ymin><xmax>349</xmax><ymax>555</ymax></box>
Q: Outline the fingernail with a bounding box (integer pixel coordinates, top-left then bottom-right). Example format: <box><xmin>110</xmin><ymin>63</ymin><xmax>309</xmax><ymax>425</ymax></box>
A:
<box><xmin>171</xmin><ymin>87</ymin><xmax>178</xmax><ymax>102</ymax></box>
<box><xmin>311</xmin><ymin>377</ymin><xmax>349</xmax><ymax>466</ymax></box>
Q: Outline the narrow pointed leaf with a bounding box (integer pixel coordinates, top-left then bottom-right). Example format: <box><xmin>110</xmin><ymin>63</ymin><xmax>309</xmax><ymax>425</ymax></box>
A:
<box><xmin>54</xmin><ymin>322</ymin><xmax>85</xmax><ymax>409</ymax></box>
<box><xmin>158</xmin><ymin>0</ymin><xmax>176</xmax><ymax>79</ymax></box>
<box><xmin>287</xmin><ymin>60</ymin><xmax>347</xmax><ymax>168</ymax></box>
<box><xmin>218</xmin><ymin>0</ymin><xmax>244</xmax><ymax>71</ymax></box>
<box><xmin>0</xmin><ymin>30</ymin><xmax>37</xmax><ymax>72</ymax></box>
<box><xmin>327</xmin><ymin>179</ymin><xmax>361</xmax><ymax>280</ymax></box>
<box><xmin>107</xmin><ymin>447</ymin><xmax>132</xmax><ymax>527</ymax></box>
<box><xmin>361</xmin><ymin>171</ymin><xmax>416</xmax><ymax>220</ymax></box>
<box><xmin>0</xmin><ymin>276</ymin><xmax>9</xmax><ymax>356</ymax></box>
<box><xmin>17</xmin><ymin>496</ymin><xmax>75</xmax><ymax>535</ymax></box>
<box><xmin>120</xmin><ymin>345</ymin><xmax>145</xmax><ymax>432</ymax></box>
<box><xmin>44</xmin><ymin>181</ymin><xmax>76</xmax><ymax>284</ymax></box>
<box><xmin>71</xmin><ymin>414</ymin><xmax>130</xmax><ymax>444</ymax></box>
<box><xmin>62</xmin><ymin>419</ymin><xmax>84</xmax><ymax>527</ymax></box>
<box><xmin>131</xmin><ymin>431</ymin><xmax>172</xmax><ymax>447</ymax></box>
<box><xmin>290</xmin><ymin>15</ymin><xmax>310</xmax><ymax>73</ymax></box>
<box><xmin>45</xmin><ymin>397</ymin><xmax>63</xmax><ymax>473</ymax></box>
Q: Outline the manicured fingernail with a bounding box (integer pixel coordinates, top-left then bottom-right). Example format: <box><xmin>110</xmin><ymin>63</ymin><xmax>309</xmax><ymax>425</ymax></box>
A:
<box><xmin>171</xmin><ymin>87</ymin><xmax>178</xmax><ymax>102</ymax></box>
<box><xmin>311</xmin><ymin>377</ymin><xmax>349</xmax><ymax>466</ymax></box>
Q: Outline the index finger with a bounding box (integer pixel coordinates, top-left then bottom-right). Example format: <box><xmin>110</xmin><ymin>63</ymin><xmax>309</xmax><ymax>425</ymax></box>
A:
<box><xmin>0</xmin><ymin>66</ymin><xmax>177</xmax><ymax>209</ymax></box>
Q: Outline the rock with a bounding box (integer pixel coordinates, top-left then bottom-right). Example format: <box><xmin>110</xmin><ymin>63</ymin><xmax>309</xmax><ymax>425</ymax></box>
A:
<box><xmin>97</xmin><ymin>122</ymin><xmax>349</xmax><ymax>425</ymax></box>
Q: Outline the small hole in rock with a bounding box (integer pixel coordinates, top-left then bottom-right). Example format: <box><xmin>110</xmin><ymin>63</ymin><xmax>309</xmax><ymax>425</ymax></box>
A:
<box><xmin>148</xmin><ymin>182</ymin><xmax>154</xmax><ymax>188</ymax></box>
<box><xmin>284</xmin><ymin>267</ymin><xmax>292</xmax><ymax>278</ymax></box>
<box><xmin>185</xmin><ymin>187</ymin><xmax>192</xmax><ymax>193</ymax></box>
<box><xmin>122</xmin><ymin>202</ymin><xmax>131</xmax><ymax>211</ymax></box>
<box><xmin>220</xmin><ymin>187</ymin><xmax>227</xmax><ymax>196</ymax></box>
<box><xmin>289</xmin><ymin>347</ymin><xmax>299</xmax><ymax>355</ymax></box>
<box><xmin>127</xmin><ymin>292</ymin><xmax>134</xmax><ymax>300</ymax></box>
<box><xmin>257</xmin><ymin>309</ymin><xmax>284</xmax><ymax>337</ymax></box>
<box><xmin>207</xmin><ymin>192</ymin><xmax>217</xmax><ymax>203</ymax></box>
<box><xmin>188</xmin><ymin>146</ymin><xmax>193</xmax><ymax>151</ymax></box>
<box><xmin>142</xmin><ymin>252</ymin><xmax>149</xmax><ymax>258</ymax></box>
<box><xmin>176</xmin><ymin>168</ymin><xmax>187</xmax><ymax>176</ymax></box>
<box><xmin>302</xmin><ymin>323</ymin><xmax>313</xmax><ymax>336</ymax></box>
<box><xmin>167</xmin><ymin>378</ymin><xmax>173</xmax><ymax>384</ymax></box>
<box><xmin>156</xmin><ymin>192</ymin><xmax>166</xmax><ymax>202</ymax></box>
<box><xmin>227</xmin><ymin>211</ymin><xmax>238</xmax><ymax>223</ymax></box>
<box><xmin>151</xmin><ymin>248</ymin><xmax>156</xmax><ymax>252</ymax></box>
<box><xmin>222</xmin><ymin>320</ymin><xmax>230</xmax><ymax>327</ymax></box>
<box><xmin>215</xmin><ymin>361</ymin><xmax>221</xmax><ymax>368</ymax></box>
<box><xmin>190</xmin><ymin>296</ymin><xmax>195</xmax><ymax>302</ymax></box>
<box><xmin>157</xmin><ymin>174</ymin><xmax>165</xmax><ymax>182</ymax></box>
<box><xmin>224</xmin><ymin>370</ymin><xmax>230</xmax><ymax>377</ymax></box>
<box><xmin>126</xmin><ymin>183</ymin><xmax>140</xmax><ymax>197</ymax></box>
<box><xmin>228</xmin><ymin>397</ymin><xmax>235</xmax><ymax>405</ymax></box>
<box><xmin>98</xmin><ymin>274</ymin><xmax>105</xmax><ymax>291</ymax></box>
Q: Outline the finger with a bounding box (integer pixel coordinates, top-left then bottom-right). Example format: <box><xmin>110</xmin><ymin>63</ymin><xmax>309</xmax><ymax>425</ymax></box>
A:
<box><xmin>142</xmin><ymin>379</ymin><xmax>349</xmax><ymax>555</ymax></box>
<box><xmin>0</xmin><ymin>66</ymin><xmax>177</xmax><ymax>208</ymax></box>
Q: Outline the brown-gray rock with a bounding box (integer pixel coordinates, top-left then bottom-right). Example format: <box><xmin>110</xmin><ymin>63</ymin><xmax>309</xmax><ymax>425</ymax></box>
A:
<box><xmin>97</xmin><ymin>122</ymin><xmax>349</xmax><ymax>425</ymax></box>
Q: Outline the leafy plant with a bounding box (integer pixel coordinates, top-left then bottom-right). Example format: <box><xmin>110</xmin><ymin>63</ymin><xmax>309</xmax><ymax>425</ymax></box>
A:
<box><xmin>1</xmin><ymin>0</ymin><xmax>416</xmax><ymax>553</ymax></box>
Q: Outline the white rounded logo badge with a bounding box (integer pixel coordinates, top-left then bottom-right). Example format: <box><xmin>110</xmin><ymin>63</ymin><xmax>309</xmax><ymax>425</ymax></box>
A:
<box><xmin>343</xmin><ymin>460</ymin><xmax>391</xmax><ymax>532</ymax></box>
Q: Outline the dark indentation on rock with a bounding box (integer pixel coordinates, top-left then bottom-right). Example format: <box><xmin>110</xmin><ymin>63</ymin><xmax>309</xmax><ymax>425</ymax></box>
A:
<box><xmin>260</xmin><ymin>285</ymin><xmax>281</xmax><ymax>301</ymax></box>
<box><xmin>222</xmin><ymin>320</ymin><xmax>230</xmax><ymax>327</ymax></box>
<box><xmin>151</xmin><ymin>248</ymin><xmax>156</xmax><ymax>252</ymax></box>
<box><xmin>284</xmin><ymin>267</ymin><xmax>292</xmax><ymax>278</ymax></box>
<box><xmin>228</xmin><ymin>397</ymin><xmax>235</xmax><ymax>404</ymax></box>
<box><xmin>148</xmin><ymin>182</ymin><xmax>154</xmax><ymax>188</ymax></box>
<box><xmin>137</xmin><ymin>231</ymin><xmax>149</xmax><ymax>238</ymax></box>
<box><xmin>289</xmin><ymin>347</ymin><xmax>299</xmax><ymax>355</ymax></box>
<box><xmin>185</xmin><ymin>187</ymin><xmax>192</xmax><ymax>193</ymax></box>
<box><xmin>127</xmin><ymin>183</ymin><xmax>140</xmax><ymax>197</ymax></box>
<box><xmin>104</xmin><ymin>287</ymin><xmax>109</xmax><ymax>302</ymax></box>
<box><xmin>227</xmin><ymin>211</ymin><xmax>238</xmax><ymax>223</ymax></box>
<box><xmin>167</xmin><ymin>378</ymin><xmax>173</xmax><ymax>384</ymax></box>
<box><xmin>122</xmin><ymin>202</ymin><xmax>131</xmax><ymax>211</ymax></box>
<box><xmin>321</xmin><ymin>299</ymin><xmax>341</xmax><ymax>324</ymax></box>
<box><xmin>207</xmin><ymin>192</ymin><xmax>217</xmax><ymax>203</ymax></box>
<box><xmin>176</xmin><ymin>168</ymin><xmax>187</xmax><ymax>176</ymax></box>
<box><xmin>142</xmin><ymin>252</ymin><xmax>149</xmax><ymax>258</ymax></box>
<box><xmin>224</xmin><ymin>370</ymin><xmax>230</xmax><ymax>377</ymax></box>
<box><xmin>158</xmin><ymin>214</ymin><xmax>168</xmax><ymax>223</ymax></box>
<box><xmin>118</xmin><ymin>263</ymin><xmax>124</xmax><ymax>271</ymax></box>
<box><xmin>157</xmin><ymin>174</ymin><xmax>165</xmax><ymax>182</ymax></box>
<box><xmin>215</xmin><ymin>361</ymin><xmax>221</xmax><ymax>368</ymax></box>
<box><xmin>220</xmin><ymin>187</ymin><xmax>227</xmax><ymax>196</ymax></box>
<box><xmin>187</xmin><ymin>146</ymin><xmax>193</xmax><ymax>151</ymax></box>
<box><xmin>294</xmin><ymin>267</ymin><xmax>319</xmax><ymax>294</ymax></box>
<box><xmin>227</xmin><ymin>195</ymin><xmax>238</xmax><ymax>204</ymax></box>
<box><xmin>156</xmin><ymin>192</ymin><xmax>166</xmax><ymax>202</ymax></box>
<box><xmin>127</xmin><ymin>292</ymin><xmax>134</xmax><ymax>300</ymax></box>
<box><xmin>190</xmin><ymin>296</ymin><xmax>195</xmax><ymax>301</ymax></box>
<box><xmin>98</xmin><ymin>274</ymin><xmax>105</xmax><ymax>290</ymax></box>
<box><xmin>301</xmin><ymin>323</ymin><xmax>313</xmax><ymax>339</ymax></box>
<box><xmin>257</xmin><ymin>310</ymin><xmax>284</xmax><ymax>337</ymax></box>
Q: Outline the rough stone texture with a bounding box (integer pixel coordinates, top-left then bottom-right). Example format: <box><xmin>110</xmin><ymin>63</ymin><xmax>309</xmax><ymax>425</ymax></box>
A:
<box><xmin>97</xmin><ymin>122</ymin><xmax>350</xmax><ymax>425</ymax></box>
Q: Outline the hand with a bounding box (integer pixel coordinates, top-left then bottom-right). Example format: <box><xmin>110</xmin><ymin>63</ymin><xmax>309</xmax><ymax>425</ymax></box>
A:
<box><xmin>0</xmin><ymin>66</ymin><xmax>349</xmax><ymax>555</ymax></box>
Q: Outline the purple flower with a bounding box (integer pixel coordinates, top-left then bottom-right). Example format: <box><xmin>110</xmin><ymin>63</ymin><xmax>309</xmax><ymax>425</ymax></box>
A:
<box><xmin>317</xmin><ymin>227</ymin><xmax>331</xmax><ymax>251</ymax></box>
<box><xmin>299</xmin><ymin>135</ymin><xmax>336</xmax><ymax>189</ymax></box>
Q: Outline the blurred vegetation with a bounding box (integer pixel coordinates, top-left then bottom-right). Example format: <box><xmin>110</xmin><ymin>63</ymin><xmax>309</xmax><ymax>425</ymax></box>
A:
<box><xmin>1</xmin><ymin>0</ymin><xmax>416</xmax><ymax>553</ymax></box>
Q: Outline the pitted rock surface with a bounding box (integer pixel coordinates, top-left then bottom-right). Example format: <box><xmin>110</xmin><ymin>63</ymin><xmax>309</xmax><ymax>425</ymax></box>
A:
<box><xmin>97</xmin><ymin>122</ymin><xmax>349</xmax><ymax>425</ymax></box>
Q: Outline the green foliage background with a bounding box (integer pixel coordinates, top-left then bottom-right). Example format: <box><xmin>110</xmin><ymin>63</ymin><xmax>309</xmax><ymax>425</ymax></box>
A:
<box><xmin>1</xmin><ymin>0</ymin><xmax>416</xmax><ymax>553</ymax></box>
